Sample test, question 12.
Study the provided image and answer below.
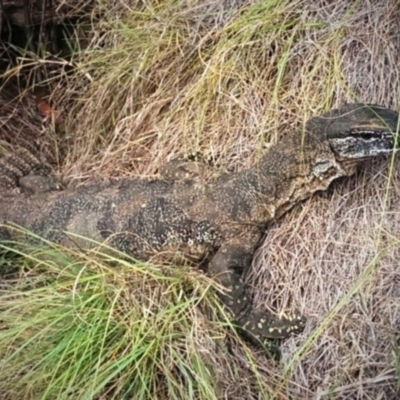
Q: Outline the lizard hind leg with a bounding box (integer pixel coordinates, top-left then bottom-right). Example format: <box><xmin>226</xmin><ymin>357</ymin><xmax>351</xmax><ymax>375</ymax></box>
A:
<box><xmin>0</xmin><ymin>147</ymin><xmax>61</xmax><ymax>194</ymax></box>
<box><xmin>208</xmin><ymin>232</ymin><xmax>305</xmax><ymax>351</ymax></box>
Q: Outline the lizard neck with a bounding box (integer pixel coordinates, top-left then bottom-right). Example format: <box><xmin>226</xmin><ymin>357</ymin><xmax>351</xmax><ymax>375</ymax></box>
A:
<box><xmin>215</xmin><ymin>133</ymin><xmax>358</xmax><ymax>226</ymax></box>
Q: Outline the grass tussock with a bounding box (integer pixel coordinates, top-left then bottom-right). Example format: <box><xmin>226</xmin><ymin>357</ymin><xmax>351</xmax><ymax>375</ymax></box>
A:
<box><xmin>1</xmin><ymin>0</ymin><xmax>400</xmax><ymax>399</ymax></box>
<box><xmin>0</xmin><ymin>239</ymin><xmax>281</xmax><ymax>400</ymax></box>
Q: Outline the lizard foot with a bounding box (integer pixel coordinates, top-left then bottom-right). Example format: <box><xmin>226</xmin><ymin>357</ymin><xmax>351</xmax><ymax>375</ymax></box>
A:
<box><xmin>19</xmin><ymin>172</ymin><xmax>62</xmax><ymax>195</ymax></box>
<box><xmin>236</xmin><ymin>309</ymin><xmax>305</xmax><ymax>348</ymax></box>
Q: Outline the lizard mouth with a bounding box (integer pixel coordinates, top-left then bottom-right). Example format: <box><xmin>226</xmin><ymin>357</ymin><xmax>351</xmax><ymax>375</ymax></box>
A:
<box><xmin>328</xmin><ymin>128</ymin><xmax>399</xmax><ymax>161</ymax></box>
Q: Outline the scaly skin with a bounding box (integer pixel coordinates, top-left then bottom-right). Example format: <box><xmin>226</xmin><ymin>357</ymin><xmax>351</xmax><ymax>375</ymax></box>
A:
<box><xmin>0</xmin><ymin>103</ymin><xmax>398</xmax><ymax>349</ymax></box>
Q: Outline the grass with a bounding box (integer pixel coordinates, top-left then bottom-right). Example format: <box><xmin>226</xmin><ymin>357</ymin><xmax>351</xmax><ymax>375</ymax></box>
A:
<box><xmin>0</xmin><ymin>238</ymin><xmax>270</xmax><ymax>400</ymax></box>
<box><xmin>60</xmin><ymin>0</ymin><xmax>345</xmax><ymax>178</ymax></box>
<box><xmin>1</xmin><ymin>0</ymin><xmax>400</xmax><ymax>398</ymax></box>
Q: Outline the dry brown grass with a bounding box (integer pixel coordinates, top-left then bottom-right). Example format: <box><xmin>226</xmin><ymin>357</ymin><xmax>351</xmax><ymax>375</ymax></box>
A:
<box><xmin>252</xmin><ymin>160</ymin><xmax>400</xmax><ymax>398</ymax></box>
<box><xmin>1</xmin><ymin>0</ymin><xmax>94</xmax><ymax>24</ymax></box>
<box><xmin>1</xmin><ymin>0</ymin><xmax>400</xmax><ymax>398</ymax></box>
<box><xmin>0</xmin><ymin>88</ymin><xmax>41</xmax><ymax>143</ymax></box>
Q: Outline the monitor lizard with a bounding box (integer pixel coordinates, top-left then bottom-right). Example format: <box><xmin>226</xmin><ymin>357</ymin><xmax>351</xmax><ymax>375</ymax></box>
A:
<box><xmin>0</xmin><ymin>103</ymin><xmax>398</xmax><ymax>349</ymax></box>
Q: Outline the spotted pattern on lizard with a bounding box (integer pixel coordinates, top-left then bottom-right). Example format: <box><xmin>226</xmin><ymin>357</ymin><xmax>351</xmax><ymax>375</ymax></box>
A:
<box><xmin>0</xmin><ymin>104</ymin><xmax>398</xmax><ymax>351</ymax></box>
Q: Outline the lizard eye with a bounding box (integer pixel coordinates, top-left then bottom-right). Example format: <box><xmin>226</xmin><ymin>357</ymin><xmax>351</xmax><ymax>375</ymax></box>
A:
<box><xmin>355</xmin><ymin>133</ymin><xmax>374</xmax><ymax>140</ymax></box>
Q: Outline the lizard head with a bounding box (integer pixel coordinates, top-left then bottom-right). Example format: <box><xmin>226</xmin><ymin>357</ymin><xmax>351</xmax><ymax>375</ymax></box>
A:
<box><xmin>307</xmin><ymin>104</ymin><xmax>399</xmax><ymax>162</ymax></box>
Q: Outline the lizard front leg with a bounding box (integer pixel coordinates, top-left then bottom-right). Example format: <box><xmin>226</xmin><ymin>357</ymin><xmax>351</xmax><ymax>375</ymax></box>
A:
<box><xmin>159</xmin><ymin>151</ymin><xmax>219</xmax><ymax>185</ymax></box>
<box><xmin>208</xmin><ymin>231</ymin><xmax>305</xmax><ymax>348</ymax></box>
<box><xmin>159</xmin><ymin>159</ymin><xmax>210</xmax><ymax>182</ymax></box>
